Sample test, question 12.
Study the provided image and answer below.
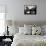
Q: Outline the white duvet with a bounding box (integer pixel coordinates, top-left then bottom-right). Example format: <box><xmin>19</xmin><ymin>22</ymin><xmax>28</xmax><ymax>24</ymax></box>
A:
<box><xmin>11</xmin><ymin>33</ymin><xmax>46</xmax><ymax>46</ymax></box>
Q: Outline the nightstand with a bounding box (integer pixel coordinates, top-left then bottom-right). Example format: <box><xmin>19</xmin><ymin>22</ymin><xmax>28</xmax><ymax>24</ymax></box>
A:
<box><xmin>0</xmin><ymin>36</ymin><xmax>13</xmax><ymax>46</ymax></box>
<box><xmin>3</xmin><ymin>41</ymin><xmax>12</xmax><ymax>46</ymax></box>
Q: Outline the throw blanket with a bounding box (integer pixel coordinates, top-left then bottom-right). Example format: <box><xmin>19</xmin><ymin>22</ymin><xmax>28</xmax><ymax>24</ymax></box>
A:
<box><xmin>11</xmin><ymin>33</ymin><xmax>46</xmax><ymax>46</ymax></box>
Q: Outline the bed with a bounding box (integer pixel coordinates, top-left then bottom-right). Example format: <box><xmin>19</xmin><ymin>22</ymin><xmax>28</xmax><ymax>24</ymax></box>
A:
<box><xmin>11</xmin><ymin>21</ymin><xmax>46</xmax><ymax>46</ymax></box>
<box><xmin>11</xmin><ymin>33</ymin><xmax>46</xmax><ymax>46</ymax></box>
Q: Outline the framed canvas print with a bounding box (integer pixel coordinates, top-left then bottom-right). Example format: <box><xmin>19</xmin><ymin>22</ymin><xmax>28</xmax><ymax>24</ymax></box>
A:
<box><xmin>24</xmin><ymin>5</ymin><xmax>37</xmax><ymax>15</ymax></box>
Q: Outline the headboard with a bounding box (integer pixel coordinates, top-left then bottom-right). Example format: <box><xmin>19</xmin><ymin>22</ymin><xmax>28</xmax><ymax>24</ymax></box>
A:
<box><xmin>15</xmin><ymin>21</ymin><xmax>46</xmax><ymax>27</ymax></box>
<box><xmin>6</xmin><ymin>20</ymin><xmax>46</xmax><ymax>27</ymax></box>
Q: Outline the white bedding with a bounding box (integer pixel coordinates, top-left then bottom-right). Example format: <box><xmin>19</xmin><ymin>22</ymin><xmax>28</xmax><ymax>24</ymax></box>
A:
<box><xmin>11</xmin><ymin>33</ymin><xmax>46</xmax><ymax>46</ymax></box>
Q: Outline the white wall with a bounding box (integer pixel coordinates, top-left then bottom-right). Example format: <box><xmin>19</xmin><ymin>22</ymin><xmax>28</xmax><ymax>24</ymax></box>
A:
<box><xmin>14</xmin><ymin>0</ymin><xmax>46</xmax><ymax>22</ymax></box>
<box><xmin>0</xmin><ymin>0</ymin><xmax>46</xmax><ymax>22</ymax></box>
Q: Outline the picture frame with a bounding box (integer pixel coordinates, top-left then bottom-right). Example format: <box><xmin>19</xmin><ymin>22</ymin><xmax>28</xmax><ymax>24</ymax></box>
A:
<box><xmin>24</xmin><ymin>5</ymin><xmax>37</xmax><ymax>15</ymax></box>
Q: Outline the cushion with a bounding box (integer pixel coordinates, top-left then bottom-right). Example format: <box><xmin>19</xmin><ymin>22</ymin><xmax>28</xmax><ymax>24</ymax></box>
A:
<box><xmin>32</xmin><ymin>26</ymin><xmax>41</xmax><ymax>35</ymax></box>
<box><xmin>42</xmin><ymin>25</ymin><xmax>46</xmax><ymax>35</ymax></box>
<box><xmin>24</xmin><ymin>24</ymin><xmax>32</xmax><ymax>29</ymax></box>
<box><xmin>8</xmin><ymin>26</ymin><xmax>19</xmax><ymax>36</ymax></box>
<box><xmin>24</xmin><ymin>27</ymin><xmax>32</xmax><ymax>35</ymax></box>
<box><xmin>19</xmin><ymin>27</ymin><xmax>32</xmax><ymax>35</ymax></box>
<box><xmin>24</xmin><ymin>24</ymin><xmax>33</xmax><ymax>35</ymax></box>
<box><xmin>19</xmin><ymin>27</ymin><xmax>25</xmax><ymax>34</ymax></box>
<box><xmin>42</xmin><ymin>25</ymin><xmax>46</xmax><ymax>33</ymax></box>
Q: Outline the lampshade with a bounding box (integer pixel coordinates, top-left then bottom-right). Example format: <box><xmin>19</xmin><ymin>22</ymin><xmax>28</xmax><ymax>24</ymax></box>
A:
<box><xmin>6</xmin><ymin>20</ymin><xmax>12</xmax><ymax>26</ymax></box>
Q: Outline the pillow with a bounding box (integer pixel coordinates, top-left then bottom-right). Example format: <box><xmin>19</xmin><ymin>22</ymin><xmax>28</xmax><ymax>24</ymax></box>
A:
<box><xmin>32</xmin><ymin>26</ymin><xmax>41</xmax><ymax>35</ymax></box>
<box><xmin>19</xmin><ymin>27</ymin><xmax>25</xmax><ymax>34</ymax></box>
<box><xmin>24</xmin><ymin>27</ymin><xmax>32</xmax><ymax>35</ymax></box>
<box><xmin>24</xmin><ymin>24</ymin><xmax>32</xmax><ymax>35</ymax></box>
<box><xmin>24</xmin><ymin>24</ymin><xmax>32</xmax><ymax>29</ymax></box>
<box><xmin>42</xmin><ymin>25</ymin><xmax>46</xmax><ymax>35</ymax></box>
<box><xmin>8</xmin><ymin>26</ymin><xmax>19</xmax><ymax>36</ymax></box>
<box><xmin>40</xmin><ymin>25</ymin><xmax>45</xmax><ymax>35</ymax></box>
<box><xmin>42</xmin><ymin>25</ymin><xmax>46</xmax><ymax>33</ymax></box>
<box><xmin>19</xmin><ymin>27</ymin><xmax>32</xmax><ymax>35</ymax></box>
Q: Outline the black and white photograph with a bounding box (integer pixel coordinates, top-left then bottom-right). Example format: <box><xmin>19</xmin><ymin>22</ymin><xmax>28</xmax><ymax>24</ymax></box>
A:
<box><xmin>24</xmin><ymin>5</ymin><xmax>37</xmax><ymax>15</ymax></box>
